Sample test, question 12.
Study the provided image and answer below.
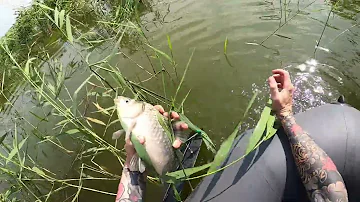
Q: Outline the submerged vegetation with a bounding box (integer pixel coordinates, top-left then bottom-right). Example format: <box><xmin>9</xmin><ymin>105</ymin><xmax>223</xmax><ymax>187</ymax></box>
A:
<box><xmin>0</xmin><ymin>0</ymin><xmax>360</xmax><ymax>201</ymax></box>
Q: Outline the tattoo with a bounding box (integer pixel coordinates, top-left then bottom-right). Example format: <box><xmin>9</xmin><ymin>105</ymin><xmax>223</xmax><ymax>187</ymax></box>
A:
<box><xmin>116</xmin><ymin>167</ymin><xmax>145</xmax><ymax>202</ymax></box>
<box><xmin>281</xmin><ymin>115</ymin><xmax>348</xmax><ymax>202</ymax></box>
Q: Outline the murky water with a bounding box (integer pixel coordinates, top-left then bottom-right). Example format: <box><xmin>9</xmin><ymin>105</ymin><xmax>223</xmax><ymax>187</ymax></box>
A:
<box><xmin>1</xmin><ymin>0</ymin><xmax>360</xmax><ymax>201</ymax></box>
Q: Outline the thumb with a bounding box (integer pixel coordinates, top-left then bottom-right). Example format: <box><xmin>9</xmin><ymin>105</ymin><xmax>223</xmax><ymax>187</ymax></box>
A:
<box><xmin>268</xmin><ymin>76</ymin><xmax>279</xmax><ymax>100</ymax></box>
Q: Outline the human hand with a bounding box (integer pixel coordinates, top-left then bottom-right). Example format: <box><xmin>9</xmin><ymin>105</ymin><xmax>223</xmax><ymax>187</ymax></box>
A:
<box><xmin>154</xmin><ymin>105</ymin><xmax>189</xmax><ymax>149</ymax></box>
<box><xmin>268</xmin><ymin>69</ymin><xmax>295</xmax><ymax>119</ymax></box>
<box><xmin>124</xmin><ymin>105</ymin><xmax>189</xmax><ymax>165</ymax></box>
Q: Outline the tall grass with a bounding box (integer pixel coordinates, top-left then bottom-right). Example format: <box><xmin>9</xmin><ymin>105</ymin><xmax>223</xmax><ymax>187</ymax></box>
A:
<box><xmin>0</xmin><ymin>1</ymin><xmax>152</xmax><ymax>201</ymax></box>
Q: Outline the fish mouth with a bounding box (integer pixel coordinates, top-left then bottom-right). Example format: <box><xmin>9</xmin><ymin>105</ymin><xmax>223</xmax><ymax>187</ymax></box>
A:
<box><xmin>114</xmin><ymin>96</ymin><xmax>124</xmax><ymax>105</ymax></box>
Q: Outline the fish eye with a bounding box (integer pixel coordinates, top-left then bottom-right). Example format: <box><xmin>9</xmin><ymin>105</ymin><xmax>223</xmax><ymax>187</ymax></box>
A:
<box><xmin>125</xmin><ymin>100</ymin><xmax>129</xmax><ymax>103</ymax></box>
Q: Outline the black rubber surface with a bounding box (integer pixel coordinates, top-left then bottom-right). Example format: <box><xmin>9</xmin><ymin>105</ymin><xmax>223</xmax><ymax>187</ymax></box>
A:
<box><xmin>186</xmin><ymin>104</ymin><xmax>360</xmax><ymax>202</ymax></box>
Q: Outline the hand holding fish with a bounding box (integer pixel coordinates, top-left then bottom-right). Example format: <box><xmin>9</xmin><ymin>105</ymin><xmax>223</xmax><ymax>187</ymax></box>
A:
<box><xmin>153</xmin><ymin>105</ymin><xmax>189</xmax><ymax>149</ymax></box>
<box><xmin>114</xmin><ymin>96</ymin><xmax>189</xmax><ymax>175</ymax></box>
<box><xmin>115</xmin><ymin>98</ymin><xmax>189</xmax><ymax>202</ymax></box>
<box><xmin>123</xmin><ymin>104</ymin><xmax>188</xmax><ymax>167</ymax></box>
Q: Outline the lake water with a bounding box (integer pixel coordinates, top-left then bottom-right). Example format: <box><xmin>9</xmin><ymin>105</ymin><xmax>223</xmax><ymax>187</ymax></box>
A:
<box><xmin>1</xmin><ymin>0</ymin><xmax>360</xmax><ymax>201</ymax></box>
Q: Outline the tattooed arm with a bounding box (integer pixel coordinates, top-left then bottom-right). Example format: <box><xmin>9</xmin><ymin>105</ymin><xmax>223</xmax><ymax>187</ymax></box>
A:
<box><xmin>116</xmin><ymin>133</ymin><xmax>146</xmax><ymax>202</ymax></box>
<box><xmin>115</xmin><ymin>166</ymin><xmax>145</xmax><ymax>202</ymax></box>
<box><xmin>281</xmin><ymin>115</ymin><xmax>348</xmax><ymax>201</ymax></box>
<box><xmin>268</xmin><ymin>69</ymin><xmax>348</xmax><ymax>202</ymax></box>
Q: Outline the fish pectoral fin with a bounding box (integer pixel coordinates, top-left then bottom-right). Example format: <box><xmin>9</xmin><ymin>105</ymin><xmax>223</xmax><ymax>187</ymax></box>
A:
<box><xmin>129</xmin><ymin>154</ymin><xmax>146</xmax><ymax>173</ymax></box>
<box><xmin>139</xmin><ymin>159</ymin><xmax>146</xmax><ymax>173</ymax></box>
<box><xmin>112</xmin><ymin>129</ymin><xmax>125</xmax><ymax>140</ymax></box>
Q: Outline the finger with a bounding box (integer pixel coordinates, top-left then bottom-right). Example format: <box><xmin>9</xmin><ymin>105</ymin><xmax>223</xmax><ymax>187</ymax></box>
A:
<box><xmin>174</xmin><ymin>122</ymin><xmax>188</xmax><ymax>131</ymax></box>
<box><xmin>125</xmin><ymin>138</ymin><xmax>132</xmax><ymax>145</ymax></box>
<box><xmin>124</xmin><ymin>144</ymin><xmax>137</xmax><ymax>159</ymax></box>
<box><xmin>163</xmin><ymin>112</ymin><xmax>169</xmax><ymax>118</ymax></box>
<box><xmin>273</xmin><ymin>74</ymin><xmax>282</xmax><ymax>83</ymax></box>
<box><xmin>181</xmin><ymin>123</ymin><xmax>188</xmax><ymax>130</ymax></box>
<box><xmin>170</xmin><ymin>111</ymin><xmax>180</xmax><ymax>120</ymax></box>
<box><xmin>268</xmin><ymin>76</ymin><xmax>280</xmax><ymax>100</ymax></box>
<box><xmin>137</xmin><ymin>136</ymin><xmax>146</xmax><ymax>145</ymax></box>
<box><xmin>154</xmin><ymin>105</ymin><xmax>165</xmax><ymax>114</ymax></box>
<box><xmin>125</xmin><ymin>143</ymin><xmax>135</xmax><ymax>153</ymax></box>
<box><xmin>272</xmin><ymin>69</ymin><xmax>291</xmax><ymax>89</ymax></box>
<box><xmin>172</xmin><ymin>138</ymin><xmax>183</xmax><ymax>149</ymax></box>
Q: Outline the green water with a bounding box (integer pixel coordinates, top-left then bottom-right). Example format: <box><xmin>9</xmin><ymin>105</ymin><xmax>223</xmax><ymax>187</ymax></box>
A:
<box><xmin>1</xmin><ymin>0</ymin><xmax>360</xmax><ymax>201</ymax></box>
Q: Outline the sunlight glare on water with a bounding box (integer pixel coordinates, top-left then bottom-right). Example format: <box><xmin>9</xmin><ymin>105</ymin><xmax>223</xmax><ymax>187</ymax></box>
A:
<box><xmin>290</xmin><ymin>59</ymin><xmax>343</xmax><ymax>113</ymax></box>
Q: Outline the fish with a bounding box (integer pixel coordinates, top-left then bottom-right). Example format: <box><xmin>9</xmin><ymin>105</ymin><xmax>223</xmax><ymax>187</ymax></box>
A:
<box><xmin>114</xmin><ymin>96</ymin><xmax>176</xmax><ymax>176</ymax></box>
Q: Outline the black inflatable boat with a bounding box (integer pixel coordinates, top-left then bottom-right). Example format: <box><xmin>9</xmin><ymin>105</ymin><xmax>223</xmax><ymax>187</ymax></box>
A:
<box><xmin>185</xmin><ymin>103</ymin><xmax>360</xmax><ymax>202</ymax></box>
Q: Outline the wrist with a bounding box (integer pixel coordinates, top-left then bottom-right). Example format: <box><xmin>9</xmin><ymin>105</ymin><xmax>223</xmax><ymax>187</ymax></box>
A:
<box><xmin>125</xmin><ymin>156</ymin><xmax>133</xmax><ymax>167</ymax></box>
<box><xmin>278</xmin><ymin>113</ymin><xmax>296</xmax><ymax>131</ymax></box>
<box><xmin>276</xmin><ymin>108</ymin><xmax>293</xmax><ymax>120</ymax></box>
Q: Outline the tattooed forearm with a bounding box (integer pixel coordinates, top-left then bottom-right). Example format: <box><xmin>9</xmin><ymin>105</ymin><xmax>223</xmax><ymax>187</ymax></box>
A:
<box><xmin>281</xmin><ymin>115</ymin><xmax>348</xmax><ymax>202</ymax></box>
<box><xmin>115</xmin><ymin>167</ymin><xmax>145</xmax><ymax>202</ymax></box>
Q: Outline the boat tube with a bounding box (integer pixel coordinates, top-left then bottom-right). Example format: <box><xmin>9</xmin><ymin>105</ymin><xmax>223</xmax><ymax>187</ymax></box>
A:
<box><xmin>186</xmin><ymin>103</ymin><xmax>360</xmax><ymax>201</ymax></box>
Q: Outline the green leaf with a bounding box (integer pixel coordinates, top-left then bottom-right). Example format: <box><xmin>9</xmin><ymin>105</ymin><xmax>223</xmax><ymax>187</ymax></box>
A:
<box><xmin>29</xmin><ymin>111</ymin><xmax>48</xmax><ymax>122</ymax></box>
<box><xmin>81</xmin><ymin>147</ymin><xmax>106</xmax><ymax>156</ymax></box>
<box><xmin>179</xmin><ymin>113</ymin><xmax>216</xmax><ymax>153</ymax></box>
<box><xmin>56</xmin><ymin>119</ymin><xmax>69</xmax><ymax>126</ymax></box>
<box><xmin>54</xmin><ymin>7</ymin><xmax>59</xmax><ymax>26</ymax></box>
<box><xmin>6</xmin><ymin>137</ymin><xmax>28</xmax><ymax>165</ymax></box>
<box><xmin>165</xmin><ymin>163</ymin><xmax>211</xmax><ymax>183</ymax></box>
<box><xmin>108</xmin><ymin>119</ymin><xmax>120</xmax><ymax>127</ymax></box>
<box><xmin>73</xmin><ymin>75</ymin><xmax>93</xmax><ymax>117</ymax></box>
<box><xmin>85</xmin><ymin>117</ymin><xmax>106</xmax><ymax>126</ymax></box>
<box><xmin>174</xmin><ymin>48</ymin><xmax>195</xmax><ymax>102</ymax></box>
<box><xmin>24</xmin><ymin>58</ymin><xmax>36</xmax><ymax>76</ymax></box>
<box><xmin>245</xmin><ymin>99</ymin><xmax>272</xmax><ymax>154</ymax></box>
<box><xmin>208</xmin><ymin>92</ymin><xmax>258</xmax><ymax>173</ymax></box>
<box><xmin>264</xmin><ymin>110</ymin><xmax>277</xmax><ymax>140</ymax></box>
<box><xmin>32</xmin><ymin>167</ymin><xmax>46</xmax><ymax>176</ymax></box>
<box><xmin>93</xmin><ymin>102</ymin><xmax>110</xmax><ymax>116</ymax></box>
<box><xmin>156</xmin><ymin>112</ymin><xmax>174</xmax><ymax>142</ymax></box>
<box><xmin>147</xmin><ymin>44</ymin><xmax>173</xmax><ymax>63</ymax></box>
<box><xmin>167</xmin><ymin>35</ymin><xmax>173</xmax><ymax>51</ymax></box>
<box><xmin>224</xmin><ymin>37</ymin><xmax>233</xmax><ymax>67</ymax></box>
<box><xmin>59</xmin><ymin>10</ymin><xmax>65</xmax><ymax>29</ymax></box>
<box><xmin>38</xmin><ymin>73</ymin><xmax>45</xmax><ymax>101</ymax></box>
<box><xmin>224</xmin><ymin>36</ymin><xmax>228</xmax><ymax>55</ymax></box>
<box><xmin>47</xmin><ymin>83</ymin><xmax>56</xmax><ymax>95</ymax></box>
<box><xmin>177</xmin><ymin>89</ymin><xmax>191</xmax><ymax>113</ymax></box>
<box><xmin>172</xmin><ymin>184</ymin><xmax>182</xmax><ymax>201</ymax></box>
<box><xmin>66</xmin><ymin>14</ymin><xmax>74</xmax><ymax>44</ymax></box>
<box><xmin>65</xmin><ymin>129</ymin><xmax>80</xmax><ymax>135</ymax></box>
<box><xmin>36</xmin><ymin>3</ymin><xmax>54</xmax><ymax>11</ymax></box>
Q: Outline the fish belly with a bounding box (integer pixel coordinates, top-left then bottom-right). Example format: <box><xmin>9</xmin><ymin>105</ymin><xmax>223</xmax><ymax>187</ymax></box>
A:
<box><xmin>133</xmin><ymin>109</ymin><xmax>175</xmax><ymax>175</ymax></box>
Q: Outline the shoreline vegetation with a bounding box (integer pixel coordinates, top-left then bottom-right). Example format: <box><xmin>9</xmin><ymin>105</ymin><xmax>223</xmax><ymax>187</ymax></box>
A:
<box><xmin>0</xmin><ymin>0</ymin><xmax>359</xmax><ymax>201</ymax></box>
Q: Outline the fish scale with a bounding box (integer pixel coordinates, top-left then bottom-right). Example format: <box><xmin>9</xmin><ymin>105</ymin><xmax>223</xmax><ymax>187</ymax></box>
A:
<box><xmin>134</xmin><ymin>103</ymin><xmax>175</xmax><ymax>175</ymax></box>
